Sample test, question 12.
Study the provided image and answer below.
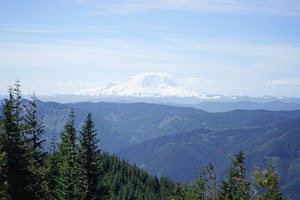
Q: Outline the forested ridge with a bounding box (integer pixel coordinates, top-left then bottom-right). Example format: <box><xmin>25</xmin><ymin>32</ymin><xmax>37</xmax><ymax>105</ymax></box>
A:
<box><xmin>0</xmin><ymin>82</ymin><xmax>286</xmax><ymax>199</ymax></box>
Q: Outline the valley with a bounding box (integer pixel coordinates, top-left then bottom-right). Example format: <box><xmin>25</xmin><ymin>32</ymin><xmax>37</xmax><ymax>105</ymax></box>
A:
<box><xmin>34</xmin><ymin>100</ymin><xmax>300</xmax><ymax>199</ymax></box>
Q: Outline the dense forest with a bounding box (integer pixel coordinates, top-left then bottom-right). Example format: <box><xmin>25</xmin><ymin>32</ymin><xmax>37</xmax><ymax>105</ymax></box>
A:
<box><xmin>0</xmin><ymin>82</ymin><xmax>286</xmax><ymax>199</ymax></box>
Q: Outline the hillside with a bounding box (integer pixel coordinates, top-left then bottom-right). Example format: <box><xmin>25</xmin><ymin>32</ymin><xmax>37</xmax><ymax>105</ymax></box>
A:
<box><xmin>31</xmin><ymin>100</ymin><xmax>300</xmax><ymax>198</ymax></box>
<box><xmin>36</xmin><ymin>101</ymin><xmax>300</xmax><ymax>152</ymax></box>
<box><xmin>119</xmin><ymin>118</ymin><xmax>300</xmax><ymax>199</ymax></box>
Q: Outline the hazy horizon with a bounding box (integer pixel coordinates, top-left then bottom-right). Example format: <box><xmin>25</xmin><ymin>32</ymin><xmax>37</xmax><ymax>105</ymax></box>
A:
<box><xmin>1</xmin><ymin>1</ymin><xmax>300</xmax><ymax>97</ymax></box>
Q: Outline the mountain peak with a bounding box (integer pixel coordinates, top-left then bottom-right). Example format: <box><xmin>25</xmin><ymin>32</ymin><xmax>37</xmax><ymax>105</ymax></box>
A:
<box><xmin>75</xmin><ymin>72</ymin><xmax>203</xmax><ymax>98</ymax></box>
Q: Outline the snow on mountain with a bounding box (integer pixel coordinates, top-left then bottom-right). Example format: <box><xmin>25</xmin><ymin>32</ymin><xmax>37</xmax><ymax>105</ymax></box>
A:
<box><xmin>34</xmin><ymin>72</ymin><xmax>299</xmax><ymax>107</ymax></box>
<box><xmin>75</xmin><ymin>72</ymin><xmax>212</xmax><ymax>99</ymax></box>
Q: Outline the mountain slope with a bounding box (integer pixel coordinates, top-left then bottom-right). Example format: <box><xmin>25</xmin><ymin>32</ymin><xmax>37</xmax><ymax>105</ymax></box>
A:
<box><xmin>32</xmin><ymin>100</ymin><xmax>300</xmax><ymax>198</ymax></box>
<box><xmin>118</xmin><ymin>117</ymin><xmax>300</xmax><ymax>199</ymax></box>
<box><xmin>193</xmin><ymin>100</ymin><xmax>300</xmax><ymax>112</ymax></box>
<box><xmin>248</xmin><ymin>118</ymin><xmax>300</xmax><ymax>199</ymax></box>
<box><xmin>36</xmin><ymin>101</ymin><xmax>300</xmax><ymax>152</ymax></box>
<box><xmin>118</xmin><ymin>127</ymin><xmax>265</xmax><ymax>180</ymax></box>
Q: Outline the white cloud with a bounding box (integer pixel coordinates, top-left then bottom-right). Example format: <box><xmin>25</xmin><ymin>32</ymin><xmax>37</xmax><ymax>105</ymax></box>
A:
<box><xmin>19</xmin><ymin>80</ymin><xmax>107</xmax><ymax>95</ymax></box>
<box><xmin>0</xmin><ymin>25</ymin><xmax>50</xmax><ymax>34</ymax></box>
<box><xmin>267</xmin><ymin>77</ymin><xmax>300</xmax><ymax>86</ymax></box>
<box><xmin>1</xmin><ymin>35</ymin><xmax>300</xmax><ymax>83</ymax></box>
<box><xmin>83</xmin><ymin>0</ymin><xmax>300</xmax><ymax>16</ymax></box>
<box><xmin>2</xmin><ymin>33</ymin><xmax>299</xmax><ymax>68</ymax></box>
<box><xmin>0</xmin><ymin>23</ymin><xmax>128</xmax><ymax>38</ymax></box>
<box><xmin>1</xmin><ymin>23</ymin><xmax>300</xmax><ymax>97</ymax></box>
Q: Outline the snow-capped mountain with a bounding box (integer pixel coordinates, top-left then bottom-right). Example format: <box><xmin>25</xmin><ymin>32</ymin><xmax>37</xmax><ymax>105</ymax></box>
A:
<box><xmin>75</xmin><ymin>72</ymin><xmax>215</xmax><ymax>99</ymax></box>
<box><xmin>33</xmin><ymin>72</ymin><xmax>299</xmax><ymax>111</ymax></box>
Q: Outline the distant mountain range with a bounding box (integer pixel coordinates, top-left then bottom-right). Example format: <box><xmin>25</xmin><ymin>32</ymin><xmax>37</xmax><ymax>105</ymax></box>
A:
<box><xmin>31</xmin><ymin>72</ymin><xmax>299</xmax><ymax>112</ymax></box>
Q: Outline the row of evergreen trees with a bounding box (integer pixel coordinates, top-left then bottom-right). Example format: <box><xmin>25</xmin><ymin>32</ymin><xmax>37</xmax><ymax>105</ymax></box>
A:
<box><xmin>0</xmin><ymin>82</ymin><xmax>286</xmax><ymax>199</ymax></box>
<box><xmin>0</xmin><ymin>81</ymin><xmax>106</xmax><ymax>199</ymax></box>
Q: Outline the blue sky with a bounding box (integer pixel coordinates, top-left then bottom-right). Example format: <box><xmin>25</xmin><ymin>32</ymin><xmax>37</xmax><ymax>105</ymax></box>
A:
<box><xmin>0</xmin><ymin>0</ymin><xmax>300</xmax><ymax>97</ymax></box>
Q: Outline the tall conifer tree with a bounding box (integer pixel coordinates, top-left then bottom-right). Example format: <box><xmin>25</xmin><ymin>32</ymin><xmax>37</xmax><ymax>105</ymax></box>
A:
<box><xmin>79</xmin><ymin>113</ymin><xmax>108</xmax><ymax>199</ymax></box>
<box><xmin>46</xmin><ymin>134</ymin><xmax>61</xmax><ymax>199</ymax></box>
<box><xmin>57</xmin><ymin>109</ymin><xmax>84</xmax><ymax>199</ymax></box>
<box><xmin>0</xmin><ymin>81</ymin><xmax>32</xmax><ymax>199</ymax></box>
<box><xmin>23</xmin><ymin>94</ymin><xmax>47</xmax><ymax>199</ymax></box>
<box><xmin>218</xmin><ymin>150</ymin><xmax>251</xmax><ymax>200</ymax></box>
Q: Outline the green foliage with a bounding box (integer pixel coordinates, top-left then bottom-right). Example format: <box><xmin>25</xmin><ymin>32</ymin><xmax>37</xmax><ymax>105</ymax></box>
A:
<box><xmin>0</xmin><ymin>151</ymin><xmax>6</xmax><ymax>198</ymax></box>
<box><xmin>0</xmin><ymin>81</ymin><xmax>33</xmax><ymax>199</ymax></box>
<box><xmin>185</xmin><ymin>168</ymin><xmax>208</xmax><ymax>200</ymax></box>
<box><xmin>218</xmin><ymin>150</ymin><xmax>251</xmax><ymax>200</ymax></box>
<box><xmin>169</xmin><ymin>182</ymin><xmax>186</xmax><ymax>200</ymax></box>
<box><xmin>252</xmin><ymin>165</ymin><xmax>283</xmax><ymax>200</ymax></box>
<box><xmin>45</xmin><ymin>135</ymin><xmax>61</xmax><ymax>200</ymax></box>
<box><xmin>100</xmin><ymin>152</ymin><xmax>175</xmax><ymax>200</ymax></box>
<box><xmin>43</xmin><ymin>110</ymin><xmax>174</xmax><ymax>200</ymax></box>
<box><xmin>41</xmin><ymin>108</ymin><xmax>175</xmax><ymax>200</ymax></box>
<box><xmin>79</xmin><ymin>113</ymin><xmax>108</xmax><ymax>199</ymax></box>
<box><xmin>185</xmin><ymin>163</ymin><xmax>218</xmax><ymax>200</ymax></box>
<box><xmin>23</xmin><ymin>94</ymin><xmax>48</xmax><ymax>199</ymax></box>
<box><xmin>57</xmin><ymin>109</ymin><xmax>85</xmax><ymax>200</ymax></box>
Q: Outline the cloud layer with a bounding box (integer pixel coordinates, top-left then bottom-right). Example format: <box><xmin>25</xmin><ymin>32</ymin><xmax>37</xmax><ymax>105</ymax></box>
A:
<box><xmin>267</xmin><ymin>77</ymin><xmax>300</xmax><ymax>86</ymax></box>
<box><xmin>0</xmin><ymin>0</ymin><xmax>300</xmax><ymax>97</ymax></box>
<box><xmin>82</xmin><ymin>0</ymin><xmax>300</xmax><ymax>16</ymax></box>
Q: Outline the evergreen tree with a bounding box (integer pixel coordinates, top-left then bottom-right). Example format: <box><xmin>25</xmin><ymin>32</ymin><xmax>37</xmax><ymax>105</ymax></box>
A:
<box><xmin>23</xmin><ymin>94</ymin><xmax>47</xmax><ymax>199</ymax></box>
<box><xmin>57</xmin><ymin>109</ymin><xmax>84</xmax><ymax>200</ymax></box>
<box><xmin>252</xmin><ymin>165</ymin><xmax>283</xmax><ymax>200</ymax></box>
<box><xmin>159</xmin><ymin>176</ymin><xmax>176</xmax><ymax>199</ymax></box>
<box><xmin>0</xmin><ymin>81</ymin><xmax>32</xmax><ymax>199</ymax></box>
<box><xmin>185</xmin><ymin>163</ymin><xmax>217</xmax><ymax>200</ymax></box>
<box><xmin>0</xmin><ymin>151</ymin><xmax>7</xmax><ymax>198</ymax></box>
<box><xmin>23</xmin><ymin>95</ymin><xmax>45</xmax><ymax>156</ymax></box>
<box><xmin>218</xmin><ymin>150</ymin><xmax>251</xmax><ymax>200</ymax></box>
<box><xmin>169</xmin><ymin>182</ymin><xmax>185</xmax><ymax>200</ymax></box>
<box><xmin>46</xmin><ymin>134</ymin><xmax>61</xmax><ymax>200</ymax></box>
<box><xmin>79</xmin><ymin>113</ymin><xmax>108</xmax><ymax>199</ymax></box>
<box><xmin>185</xmin><ymin>168</ymin><xmax>207</xmax><ymax>200</ymax></box>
